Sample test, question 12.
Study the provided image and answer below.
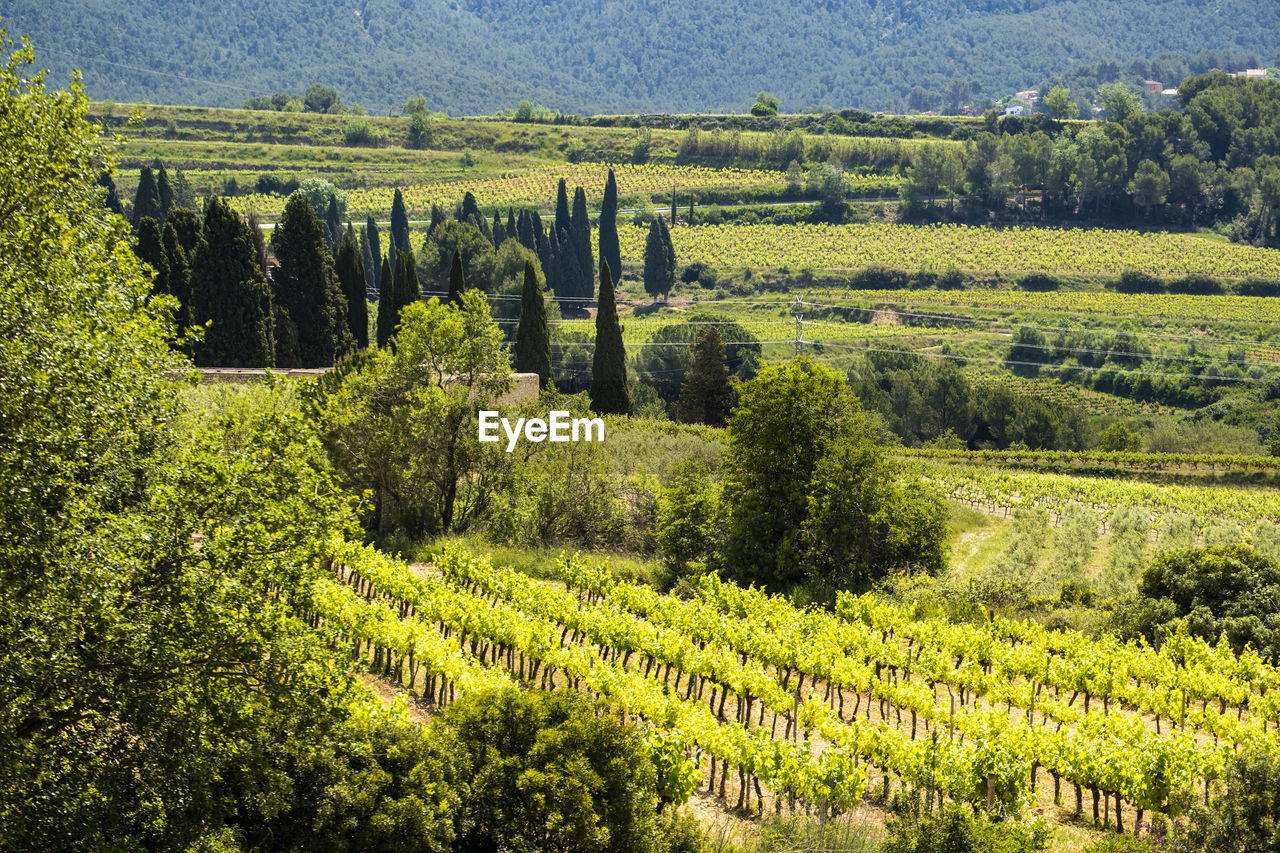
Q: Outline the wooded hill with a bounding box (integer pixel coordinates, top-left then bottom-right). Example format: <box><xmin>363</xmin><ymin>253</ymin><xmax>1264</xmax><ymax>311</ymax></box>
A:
<box><xmin>3</xmin><ymin>0</ymin><xmax>1279</xmax><ymax>114</ymax></box>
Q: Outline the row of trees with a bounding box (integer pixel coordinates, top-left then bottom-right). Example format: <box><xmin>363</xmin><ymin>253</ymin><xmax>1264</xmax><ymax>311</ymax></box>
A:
<box><xmin>900</xmin><ymin>74</ymin><xmax>1280</xmax><ymax>242</ymax></box>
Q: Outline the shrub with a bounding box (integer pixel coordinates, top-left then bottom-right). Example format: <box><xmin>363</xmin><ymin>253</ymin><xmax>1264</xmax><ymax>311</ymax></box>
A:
<box><xmin>1018</xmin><ymin>272</ymin><xmax>1061</xmax><ymax>291</ymax></box>
<box><xmin>343</xmin><ymin>118</ymin><xmax>382</xmax><ymax>147</ymax></box>
<box><xmin>1114</xmin><ymin>270</ymin><xmax>1165</xmax><ymax>293</ymax></box>
<box><xmin>1168</xmin><ymin>274</ymin><xmax>1223</xmax><ymax>294</ymax></box>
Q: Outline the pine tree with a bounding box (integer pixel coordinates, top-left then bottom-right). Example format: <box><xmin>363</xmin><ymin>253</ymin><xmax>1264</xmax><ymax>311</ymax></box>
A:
<box><xmin>515</xmin><ymin>261</ymin><xmax>553</xmax><ymax>389</ymax></box>
<box><xmin>190</xmin><ymin>196</ymin><xmax>274</xmax><ymax>367</ymax></box>
<box><xmin>571</xmin><ymin>186</ymin><xmax>594</xmax><ymax>299</ymax></box>
<box><xmin>335</xmin><ymin>232</ymin><xmax>369</xmax><ymax>349</ymax></box>
<box><xmin>447</xmin><ymin>250</ymin><xmax>466</xmax><ymax>305</ymax></box>
<box><xmin>365</xmin><ymin>215</ymin><xmax>383</xmax><ymax>295</ymax></box>
<box><xmin>673</xmin><ymin>327</ymin><xmax>736</xmax><ymax>426</ymax></box>
<box><xmin>555</xmin><ymin>179</ymin><xmax>570</xmax><ymax>236</ymax></box>
<box><xmin>273</xmin><ymin>193</ymin><xmax>353</xmax><ymax>367</ymax></box>
<box><xmin>132</xmin><ymin>166</ymin><xmax>163</xmax><ymax>230</ymax></box>
<box><xmin>163</xmin><ymin>222</ymin><xmax>193</xmax><ymax>334</ymax></box>
<box><xmin>156</xmin><ymin>165</ymin><xmax>174</xmax><ymax>221</ymax></box>
<box><xmin>98</xmin><ymin>171</ymin><xmax>122</xmax><ymax>214</ymax></box>
<box><xmin>390</xmin><ymin>188</ymin><xmax>410</xmax><ymax>261</ymax></box>
<box><xmin>134</xmin><ymin>217</ymin><xmax>169</xmax><ymax>296</ymax></box>
<box><xmin>376</xmin><ymin>254</ymin><xmax>394</xmax><ymax>347</ymax></box>
<box><xmin>590</xmin><ymin>261</ymin><xmax>631</xmax><ymax>415</ymax></box>
<box><xmin>599</xmin><ymin>168</ymin><xmax>622</xmax><ymax>287</ymax></box>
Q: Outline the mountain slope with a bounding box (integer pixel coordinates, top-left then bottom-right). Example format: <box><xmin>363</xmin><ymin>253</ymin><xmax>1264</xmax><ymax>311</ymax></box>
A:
<box><xmin>1</xmin><ymin>0</ymin><xmax>1277</xmax><ymax>114</ymax></box>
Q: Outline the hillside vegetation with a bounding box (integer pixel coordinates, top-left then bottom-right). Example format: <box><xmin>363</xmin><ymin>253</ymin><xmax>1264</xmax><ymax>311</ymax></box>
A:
<box><xmin>2</xmin><ymin>0</ymin><xmax>1279</xmax><ymax>113</ymax></box>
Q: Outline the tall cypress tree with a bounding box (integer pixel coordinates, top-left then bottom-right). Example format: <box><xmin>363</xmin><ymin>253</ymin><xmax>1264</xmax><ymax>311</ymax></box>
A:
<box><xmin>506</xmin><ymin>208</ymin><xmax>517</xmax><ymax>243</ymax></box>
<box><xmin>167</xmin><ymin>208</ymin><xmax>203</xmax><ymax>256</ymax></box>
<box><xmin>517</xmin><ymin>209</ymin><xmax>536</xmax><ymax>251</ymax></box>
<box><xmin>673</xmin><ymin>327</ymin><xmax>735</xmax><ymax>426</ymax></box>
<box><xmin>447</xmin><ymin>251</ymin><xmax>466</xmax><ymax>305</ymax></box>
<box><xmin>132</xmin><ymin>166</ymin><xmax>163</xmax><ymax>230</ymax></box>
<box><xmin>492</xmin><ymin>211</ymin><xmax>506</xmax><ymax>247</ymax></box>
<box><xmin>325</xmin><ymin>197</ymin><xmax>343</xmax><ymax>252</ymax></box>
<box><xmin>427</xmin><ymin>204</ymin><xmax>445</xmax><ymax>239</ymax></box>
<box><xmin>134</xmin><ymin>217</ymin><xmax>169</xmax><ymax>296</ymax></box>
<box><xmin>543</xmin><ymin>226</ymin><xmax>561</xmax><ymax>297</ymax></box>
<box><xmin>365</xmin><ymin>215</ymin><xmax>383</xmax><ymax>295</ymax></box>
<box><xmin>190</xmin><ymin>196</ymin><xmax>273</xmax><ymax>367</ymax></box>
<box><xmin>642</xmin><ymin>217</ymin><xmax>672</xmax><ymax>301</ymax></box>
<box><xmin>273</xmin><ymin>193</ymin><xmax>353</xmax><ymax>367</ymax></box>
<box><xmin>376</xmin><ymin>254</ymin><xmax>394</xmax><ymax>347</ymax></box>
<box><xmin>163</xmin><ymin>221</ymin><xmax>193</xmax><ymax>334</ymax></box>
<box><xmin>599</xmin><ymin>168</ymin><xmax>621</xmax><ymax>288</ymax></box>
<box><xmin>554</xmin><ymin>179</ymin><xmax>570</xmax><ymax>236</ymax></box>
<box><xmin>531</xmin><ymin>211</ymin><xmax>546</xmax><ymax>253</ymax></box>
<box><xmin>171</xmin><ymin>169</ymin><xmax>197</xmax><ymax>211</ymax></box>
<box><xmin>383</xmin><ymin>250</ymin><xmax>418</xmax><ymax>346</ymax></box>
<box><xmin>98</xmin><ymin>171</ymin><xmax>123</xmax><ymax>214</ymax></box>
<box><xmin>571</xmin><ymin>186</ymin><xmax>594</xmax><ymax>299</ymax></box>
<box><xmin>515</xmin><ymin>261</ymin><xmax>553</xmax><ymax>389</ymax></box>
<box><xmin>335</xmin><ymin>232</ymin><xmax>369</xmax><ymax>349</ymax></box>
<box><xmin>156</xmin><ymin>165</ymin><xmax>174</xmax><ymax>221</ymax></box>
<box><xmin>390</xmin><ymin>188</ymin><xmax>410</xmax><ymax>260</ymax></box>
<box><xmin>590</xmin><ymin>261</ymin><xmax>631</xmax><ymax>415</ymax></box>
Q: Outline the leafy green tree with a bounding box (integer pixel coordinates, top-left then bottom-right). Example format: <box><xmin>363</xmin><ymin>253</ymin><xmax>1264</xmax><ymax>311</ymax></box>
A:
<box><xmin>1130</xmin><ymin>158</ymin><xmax>1170</xmax><ymax>218</ymax></box>
<box><xmin>303</xmin><ymin>83</ymin><xmax>339</xmax><ymax>113</ymax></box>
<box><xmin>599</xmin><ymin>168</ymin><xmax>622</xmax><ymax>286</ymax></box>
<box><xmin>751</xmin><ymin>91</ymin><xmax>780</xmax><ymax>116</ymax></box>
<box><xmin>1128</xmin><ymin>545</ymin><xmax>1280</xmax><ymax>659</ymax></box>
<box><xmin>590</xmin><ymin>261</ymin><xmax>631</xmax><ymax>415</ymax></box>
<box><xmin>1182</xmin><ymin>750</ymin><xmax>1280</xmax><ymax>852</ymax></box>
<box><xmin>656</xmin><ymin>460</ymin><xmax>723</xmax><ymax>579</ymax></box>
<box><xmin>440</xmin><ymin>688</ymin><xmax>664</xmax><ymax>853</ymax></box>
<box><xmin>635</xmin><ymin>316</ymin><xmax>760</xmax><ymax>406</ymax></box>
<box><xmin>273</xmin><ymin>193</ymin><xmax>354</xmax><ymax>367</ymax></box>
<box><xmin>335</xmin><ymin>231</ymin><xmax>369</xmax><ymax>349</ymax></box>
<box><xmin>1099</xmin><ymin>82</ymin><xmax>1143</xmax><ymax>125</ymax></box>
<box><xmin>297</xmin><ymin>177</ymin><xmax>347</xmax><ymax>223</ymax></box>
<box><xmin>131</xmin><ymin>165</ymin><xmax>163</xmax><ymax>229</ymax></box>
<box><xmin>515</xmin><ymin>260</ymin><xmax>553</xmax><ymax>388</ymax></box>
<box><xmin>191</xmin><ymin>196</ymin><xmax>274</xmax><ymax>366</ymax></box>
<box><xmin>1097</xmin><ymin>422</ymin><xmax>1143</xmax><ymax>451</ymax></box>
<box><xmin>673</xmin><ymin>327</ymin><xmax>735</xmax><ymax>426</ymax></box>
<box><xmin>321</xmin><ymin>291</ymin><xmax>512</xmax><ymax>536</ymax></box>
<box><xmin>1043</xmin><ymin>86</ymin><xmax>1079</xmax><ymax>119</ymax></box>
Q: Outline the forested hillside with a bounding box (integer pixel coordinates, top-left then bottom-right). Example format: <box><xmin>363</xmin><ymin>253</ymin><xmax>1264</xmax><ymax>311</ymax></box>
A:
<box><xmin>3</xmin><ymin>0</ymin><xmax>1279</xmax><ymax>114</ymax></box>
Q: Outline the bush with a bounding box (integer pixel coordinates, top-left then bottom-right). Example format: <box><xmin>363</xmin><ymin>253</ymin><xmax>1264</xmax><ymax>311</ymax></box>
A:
<box><xmin>852</xmin><ymin>265</ymin><xmax>911</xmax><ymax>290</ymax></box>
<box><xmin>343</xmin><ymin>118</ymin><xmax>382</xmax><ymax>146</ymax></box>
<box><xmin>1018</xmin><ymin>272</ymin><xmax>1061</xmax><ymax>291</ymax></box>
<box><xmin>882</xmin><ymin>804</ymin><xmax>1052</xmax><ymax>853</ymax></box>
<box><xmin>1236</xmin><ymin>278</ymin><xmax>1280</xmax><ymax>297</ymax></box>
<box><xmin>1168</xmin><ymin>274</ymin><xmax>1223</xmax><ymax>294</ymax></box>
<box><xmin>1114</xmin><ymin>270</ymin><xmax>1166</xmax><ymax>293</ymax></box>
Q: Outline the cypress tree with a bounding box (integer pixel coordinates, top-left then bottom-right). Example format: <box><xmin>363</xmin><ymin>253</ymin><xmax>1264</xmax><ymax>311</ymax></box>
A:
<box><xmin>336</xmin><ymin>232</ymin><xmax>369</xmax><ymax>349</ymax></box>
<box><xmin>167</xmin><ymin>208</ymin><xmax>203</xmax><ymax>256</ymax></box>
<box><xmin>517</xmin><ymin>209</ymin><xmax>536</xmax><ymax>251</ymax></box>
<box><xmin>590</xmin><ymin>261</ymin><xmax>631</xmax><ymax>415</ymax></box>
<box><xmin>554</xmin><ymin>179</ymin><xmax>570</xmax><ymax>236</ymax></box>
<box><xmin>659</xmin><ymin>214</ymin><xmax>677</xmax><ymax>296</ymax></box>
<box><xmin>383</xmin><ymin>250</ymin><xmax>418</xmax><ymax>345</ymax></box>
<box><xmin>492</xmin><ymin>211</ymin><xmax>506</xmax><ymax>247</ymax></box>
<box><xmin>673</xmin><ymin>327</ymin><xmax>735</xmax><ymax>426</ymax></box>
<box><xmin>542</xmin><ymin>225</ymin><xmax>560</xmax><ymax>296</ymax></box>
<box><xmin>643</xmin><ymin>217</ymin><xmax>673</xmax><ymax>301</ymax></box>
<box><xmin>365</xmin><ymin>215</ymin><xmax>383</xmax><ymax>294</ymax></box>
<box><xmin>571</xmin><ymin>186</ymin><xmax>594</xmax><ymax>299</ymax></box>
<box><xmin>132</xmin><ymin>166</ymin><xmax>163</xmax><ymax>230</ymax></box>
<box><xmin>447</xmin><ymin>251</ymin><xmax>466</xmax><ymax>305</ymax></box>
<box><xmin>599</xmin><ymin>168</ymin><xmax>621</xmax><ymax>288</ymax></box>
<box><xmin>171</xmin><ymin>169</ymin><xmax>197</xmax><ymax>211</ymax></box>
<box><xmin>532</xmin><ymin>210</ymin><xmax>546</xmax><ymax>252</ymax></box>
<box><xmin>163</xmin><ymin>221</ymin><xmax>193</xmax><ymax>334</ymax></box>
<box><xmin>273</xmin><ymin>193</ymin><xmax>353</xmax><ymax>367</ymax></box>
<box><xmin>515</xmin><ymin>261</ymin><xmax>553</xmax><ymax>389</ymax></box>
<box><xmin>190</xmin><ymin>196</ymin><xmax>273</xmax><ymax>367</ymax></box>
<box><xmin>326</xmin><ymin>196</ymin><xmax>343</xmax><ymax>251</ymax></box>
<box><xmin>134</xmin><ymin>217</ymin><xmax>169</xmax><ymax>296</ymax></box>
<box><xmin>376</xmin><ymin>254</ymin><xmax>394</xmax><ymax>347</ymax></box>
<box><xmin>461</xmin><ymin>192</ymin><xmax>490</xmax><ymax>242</ymax></box>
<box><xmin>390</xmin><ymin>188</ymin><xmax>410</xmax><ymax>261</ymax></box>
<box><xmin>98</xmin><ymin>171</ymin><xmax>123</xmax><ymax>214</ymax></box>
<box><xmin>157</xmin><ymin>165</ymin><xmax>174</xmax><ymax>221</ymax></box>
<box><xmin>427</xmin><ymin>204</ymin><xmax>445</xmax><ymax>239</ymax></box>
<box><xmin>246</xmin><ymin>212</ymin><xmax>269</xmax><ymax>281</ymax></box>
<box><xmin>553</xmin><ymin>226</ymin><xmax>581</xmax><ymax>303</ymax></box>
<box><xmin>506</xmin><ymin>208</ymin><xmax>517</xmax><ymax>243</ymax></box>
<box><xmin>689</xmin><ymin>195</ymin><xmax>695</xmax><ymax>225</ymax></box>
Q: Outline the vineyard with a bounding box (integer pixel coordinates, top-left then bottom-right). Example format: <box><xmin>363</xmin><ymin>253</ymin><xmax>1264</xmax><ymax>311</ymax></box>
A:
<box><xmin>614</xmin><ymin>223</ymin><xmax>1280</xmax><ymax>280</ymax></box>
<box><xmin>306</xmin><ymin>538</ymin><xmax>1280</xmax><ymax>835</ymax></box>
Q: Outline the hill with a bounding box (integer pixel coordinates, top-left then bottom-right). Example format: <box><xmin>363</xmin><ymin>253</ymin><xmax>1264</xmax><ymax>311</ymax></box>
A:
<box><xmin>2</xmin><ymin>0</ymin><xmax>1279</xmax><ymax>114</ymax></box>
